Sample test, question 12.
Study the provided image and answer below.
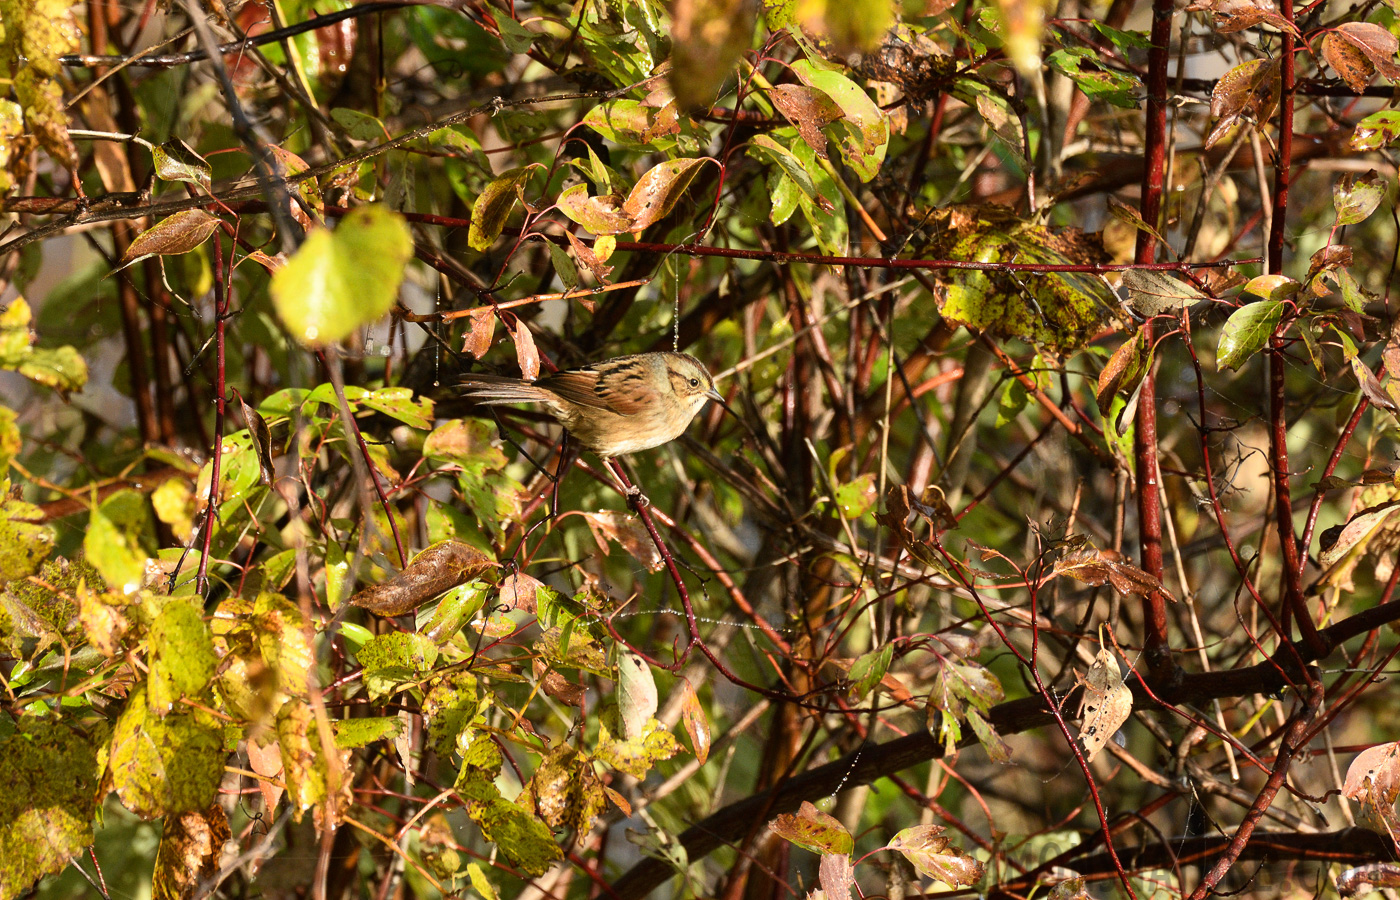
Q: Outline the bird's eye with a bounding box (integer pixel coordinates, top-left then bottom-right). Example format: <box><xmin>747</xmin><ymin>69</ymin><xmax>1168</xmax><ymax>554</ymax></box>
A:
<box><xmin>689</xmin><ymin>378</ymin><xmax>699</xmax><ymax>387</ymax></box>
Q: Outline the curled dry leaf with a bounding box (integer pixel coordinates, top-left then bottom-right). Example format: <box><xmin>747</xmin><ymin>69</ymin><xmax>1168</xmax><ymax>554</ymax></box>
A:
<box><xmin>1333</xmin><ymin>23</ymin><xmax>1400</xmax><ymax>81</ymax></box>
<box><xmin>1077</xmin><ymin>646</ymin><xmax>1132</xmax><ymax>761</ymax></box>
<box><xmin>349</xmin><ymin>540</ymin><xmax>495</xmax><ymax>616</ymax></box>
<box><xmin>583</xmin><ymin>510</ymin><xmax>663</xmax><ymax>571</ymax></box>
<box><xmin>1206</xmin><ymin>58</ymin><xmax>1281</xmax><ymax>150</ymax></box>
<box><xmin>1323</xmin><ymin>32</ymin><xmax>1376</xmax><ymax>94</ymax></box>
<box><xmin>565</xmin><ymin>231</ymin><xmax>615</xmax><ymax>283</ymax></box>
<box><xmin>505</xmin><ymin>315</ymin><xmax>540</xmax><ymax>381</ymax></box>
<box><xmin>150</xmin><ymin>805</ymin><xmax>231</xmax><ymax>900</ymax></box>
<box><xmin>461</xmin><ymin>307</ymin><xmax>496</xmax><ymax>359</ymax></box>
<box><xmin>499</xmin><ymin>570</ymin><xmax>545</xmax><ymax>613</ymax></box>
<box><xmin>1344</xmin><ymin>742</ymin><xmax>1400</xmax><ymax>834</ymax></box>
<box><xmin>123</xmin><ymin>209</ymin><xmax>222</xmax><ymax>262</ymax></box>
<box><xmin>1338</xmin><ymin>863</ymin><xmax>1400</xmax><ymax>896</ymax></box>
<box><xmin>1052</xmin><ymin>547</ymin><xmax>1172</xmax><ymax>600</ymax></box>
<box><xmin>819</xmin><ymin>853</ymin><xmax>855</xmax><ymax>900</ymax></box>
<box><xmin>680</xmin><ymin>677</ymin><xmax>711</xmax><ymax>764</ymax></box>
<box><xmin>770</xmin><ymin>84</ymin><xmax>844</xmax><ymax>158</ymax></box>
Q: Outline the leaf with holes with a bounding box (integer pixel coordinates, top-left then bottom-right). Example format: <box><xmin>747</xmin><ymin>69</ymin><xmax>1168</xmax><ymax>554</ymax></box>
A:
<box><xmin>1323</xmin><ymin>32</ymin><xmax>1376</xmax><ymax>93</ymax></box>
<box><xmin>1077</xmin><ymin>646</ymin><xmax>1132</xmax><ymax>761</ymax></box>
<box><xmin>1352</xmin><ymin>110</ymin><xmax>1400</xmax><ymax>151</ymax></box>
<box><xmin>791</xmin><ymin>60</ymin><xmax>889</xmax><ymax>182</ymax></box>
<box><xmin>1334</xmin><ymin>169</ymin><xmax>1388</xmax><ymax>226</ymax></box>
<box><xmin>1334</xmin><ymin>23</ymin><xmax>1400</xmax><ymax>80</ymax></box>
<box><xmin>622</xmin><ymin>157</ymin><xmax>712</xmax><ymax>231</ymax></box>
<box><xmin>556</xmin><ymin>183</ymin><xmax>634</xmax><ymax>236</ymax></box>
<box><xmin>1206</xmin><ymin>58</ymin><xmax>1281</xmax><ymax>149</ymax></box>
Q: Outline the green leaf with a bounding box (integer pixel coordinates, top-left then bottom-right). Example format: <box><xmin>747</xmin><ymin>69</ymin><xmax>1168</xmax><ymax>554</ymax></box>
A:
<box><xmin>1047</xmin><ymin>48</ymin><xmax>1140</xmax><ymax>108</ymax></box>
<box><xmin>596</xmin><ymin>717</ymin><xmax>682</xmax><ymax>777</ymax></box>
<box><xmin>0</xmin><ymin>296</ymin><xmax>88</xmax><ymax>393</ymax></box>
<box><xmin>146</xmin><ymin>597</ymin><xmax>215</xmax><ymax>716</ymax></box>
<box><xmin>456</xmin><ymin>779</ymin><xmax>563</xmax><ymax>875</ymax></box>
<box><xmin>790</xmin><ymin>60</ymin><xmax>888</xmax><ymax>182</ymax></box>
<box><xmin>885</xmin><ymin>824</ymin><xmax>985</xmax><ymax>887</ymax></box>
<box><xmin>469</xmin><ymin>166</ymin><xmax>537</xmax><ymax>251</ymax></box>
<box><xmin>84</xmin><ymin>489</ymin><xmax>154</xmax><ymax>593</ymax></box>
<box><xmin>150</xmin><ymin>139</ymin><xmax>211</xmax><ymax>193</ymax></box>
<box><xmin>1351</xmin><ymin>110</ymin><xmax>1400</xmax><ymax>151</ymax></box>
<box><xmin>333</xmin><ymin>716</ymin><xmax>405</xmax><ymax>749</ymax></box>
<box><xmin>1334</xmin><ymin>169</ymin><xmax>1388</xmax><ymax>226</ymax></box>
<box><xmin>496</xmin><ymin>16</ymin><xmax>535</xmax><ymax>53</ymax></box>
<box><xmin>361</xmin><ymin>386</ymin><xmax>434</xmax><ymax>430</ymax></box>
<box><xmin>357</xmin><ymin>632</ymin><xmax>439</xmax><ymax>700</ymax></box>
<box><xmin>270</xmin><ymin>205</ymin><xmax>412</xmax><ymax>345</ymax></box>
<box><xmin>108</xmin><ymin>685</ymin><xmax>224</xmax><ymax>818</ymax></box>
<box><xmin>330</xmin><ymin>107</ymin><xmax>389</xmax><ymax>142</ymax></box>
<box><xmin>848</xmin><ymin>644</ymin><xmax>892</xmax><ymax>699</ymax></box>
<box><xmin>0</xmin><ymin>488</ymin><xmax>53</xmax><ymax>584</ymax></box>
<box><xmin>1217</xmin><ymin>301</ymin><xmax>1284</xmax><ymax>371</ymax></box>
<box><xmin>0</xmin><ymin>722</ymin><xmax>100</xmax><ymax>897</ymax></box>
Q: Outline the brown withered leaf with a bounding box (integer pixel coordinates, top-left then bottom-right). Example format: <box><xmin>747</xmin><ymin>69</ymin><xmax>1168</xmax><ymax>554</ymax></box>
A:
<box><xmin>123</xmin><ymin>210</ymin><xmax>222</xmax><ymax>262</ymax></box>
<box><xmin>1333</xmin><ymin>23</ymin><xmax>1400</xmax><ymax>81</ymax></box>
<box><xmin>565</xmin><ymin>231</ymin><xmax>615</xmax><ymax>282</ymax></box>
<box><xmin>1206</xmin><ymin>58</ymin><xmax>1282</xmax><ymax>149</ymax></box>
<box><xmin>461</xmin><ymin>307</ymin><xmax>496</xmax><ymax>359</ymax></box>
<box><xmin>770</xmin><ymin>84</ymin><xmax>844</xmax><ymax>158</ymax></box>
<box><xmin>533</xmin><ymin>659</ymin><xmax>587</xmax><ymax>706</ymax></box>
<box><xmin>505</xmin><ymin>314</ymin><xmax>540</xmax><ymax>381</ymax></box>
<box><xmin>1344</xmin><ymin>742</ymin><xmax>1400</xmax><ymax>835</ymax></box>
<box><xmin>1077</xmin><ymin>646</ymin><xmax>1132</xmax><ymax>761</ymax></box>
<box><xmin>151</xmin><ymin>805</ymin><xmax>231</xmax><ymax>900</ymax></box>
<box><xmin>1185</xmin><ymin>0</ymin><xmax>1299</xmax><ymax>35</ymax></box>
<box><xmin>499</xmin><ymin>570</ymin><xmax>545</xmax><ymax>613</ymax></box>
<box><xmin>236</xmin><ymin>392</ymin><xmax>276</xmax><ymax>486</ymax></box>
<box><xmin>623</xmin><ymin>158</ymin><xmax>713</xmax><ymax>231</ymax></box>
<box><xmin>1306</xmin><ymin>245</ymin><xmax>1353</xmax><ymax>288</ymax></box>
<box><xmin>1096</xmin><ymin>329</ymin><xmax>1152</xmax><ymax>411</ymax></box>
<box><xmin>1323</xmin><ymin>32</ymin><xmax>1376</xmax><ymax>93</ymax></box>
<box><xmin>349</xmin><ymin>541</ymin><xmax>495</xmax><ymax>616</ymax></box>
<box><xmin>1052</xmin><ymin>547</ymin><xmax>1172</xmax><ymax>600</ymax></box>
<box><xmin>584</xmin><ymin>510</ymin><xmax>663</xmax><ymax>571</ymax></box>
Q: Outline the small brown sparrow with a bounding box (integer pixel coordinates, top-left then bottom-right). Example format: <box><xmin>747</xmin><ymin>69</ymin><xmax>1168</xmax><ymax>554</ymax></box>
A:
<box><xmin>459</xmin><ymin>352</ymin><xmax>722</xmax><ymax>457</ymax></box>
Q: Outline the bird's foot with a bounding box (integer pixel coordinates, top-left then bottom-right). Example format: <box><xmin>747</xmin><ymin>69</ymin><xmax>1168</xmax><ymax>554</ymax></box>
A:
<box><xmin>626</xmin><ymin>485</ymin><xmax>651</xmax><ymax>511</ymax></box>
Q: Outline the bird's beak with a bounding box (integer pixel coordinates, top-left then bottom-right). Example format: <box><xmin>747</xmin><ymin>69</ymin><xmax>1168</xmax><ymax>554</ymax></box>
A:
<box><xmin>705</xmin><ymin>387</ymin><xmax>724</xmax><ymax>403</ymax></box>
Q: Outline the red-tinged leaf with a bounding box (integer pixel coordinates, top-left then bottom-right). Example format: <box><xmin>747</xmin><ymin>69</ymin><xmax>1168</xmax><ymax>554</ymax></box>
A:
<box><xmin>240</xmin><ymin>249</ymin><xmax>285</xmax><ymax>272</ymax></box>
<box><xmin>1306</xmin><ymin>245</ymin><xmax>1352</xmax><ymax>287</ymax></box>
<box><xmin>605</xmin><ymin>786</ymin><xmax>632</xmax><ymax>816</ymax></box>
<box><xmin>506</xmin><ymin>315</ymin><xmax>540</xmax><ymax>381</ymax></box>
<box><xmin>556</xmin><ymin>183</ymin><xmax>634</xmax><ymax>236</ymax></box>
<box><xmin>1334</xmin><ymin>22</ymin><xmax>1400</xmax><ymax>80</ymax></box>
<box><xmin>245</xmin><ymin>737</ymin><xmax>285</xmax><ymax>815</ymax></box>
<box><xmin>680</xmin><ymin>678</ymin><xmax>710</xmax><ymax>764</ymax></box>
<box><xmin>1334</xmin><ymin>170</ymin><xmax>1388</xmax><ymax>226</ymax></box>
<box><xmin>1206</xmin><ymin>58</ymin><xmax>1281</xmax><ymax>149</ymax></box>
<box><xmin>623</xmin><ymin>158</ymin><xmax>713</xmax><ymax>231</ymax></box>
<box><xmin>1338</xmin><ymin>864</ymin><xmax>1400</xmax><ymax>895</ymax></box>
<box><xmin>1241</xmin><ymin>273</ymin><xmax>1300</xmax><ymax>302</ymax></box>
<box><xmin>1184</xmin><ymin>0</ymin><xmax>1299</xmax><ymax>35</ymax></box>
<box><xmin>469</xmin><ymin>166</ymin><xmax>536</xmax><ymax>251</ymax></box>
<box><xmin>583</xmin><ymin>510</ymin><xmax>662</xmax><ymax>571</ymax></box>
<box><xmin>770</xmin><ymin>84</ymin><xmax>844</xmax><ymax>158</ymax></box>
<box><xmin>565</xmin><ymin>231</ymin><xmax>614</xmax><ymax>283</ymax></box>
<box><xmin>1217</xmin><ymin>300</ymin><xmax>1284</xmax><ymax>370</ymax></box>
<box><xmin>462</xmin><ymin>307</ymin><xmax>496</xmax><ymax>359</ymax></box>
<box><xmin>1351</xmin><ymin>110</ymin><xmax>1400</xmax><ymax>151</ymax></box>
<box><xmin>1323</xmin><ymin>33</ymin><xmax>1376</xmax><ymax>93</ymax></box>
<box><xmin>123</xmin><ymin>209</ymin><xmax>222</xmax><ymax>261</ymax></box>
<box><xmin>819</xmin><ymin>853</ymin><xmax>855</xmax><ymax>900</ymax></box>
<box><xmin>1096</xmin><ymin>328</ymin><xmax>1152</xmax><ymax>410</ymax></box>
<box><xmin>499</xmin><ymin>570</ymin><xmax>544</xmax><ymax>613</ymax></box>
<box><xmin>885</xmin><ymin>824</ymin><xmax>985</xmax><ymax>887</ymax></box>
<box><xmin>770</xmin><ymin>801</ymin><xmax>854</xmax><ymax>856</ymax></box>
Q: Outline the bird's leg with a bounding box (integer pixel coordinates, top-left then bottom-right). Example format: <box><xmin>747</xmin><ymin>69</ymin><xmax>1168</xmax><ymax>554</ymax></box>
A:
<box><xmin>551</xmin><ymin>432</ymin><xmax>581</xmax><ymax>519</ymax></box>
<box><xmin>606</xmin><ymin>459</ymin><xmax>650</xmax><ymax>510</ymax></box>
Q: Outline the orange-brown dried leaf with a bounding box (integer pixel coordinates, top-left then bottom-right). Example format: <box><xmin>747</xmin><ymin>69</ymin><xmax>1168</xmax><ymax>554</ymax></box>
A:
<box><xmin>151</xmin><ymin>806</ymin><xmax>230</xmax><ymax>900</ymax></box>
<box><xmin>623</xmin><ymin>158</ymin><xmax>713</xmax><ymax>231</ymax></box>
<box><xmin>1206</xmin><ymin>58</ymin><xmax>1281</xmax><ymax>149</ymax></box>
<box><xmin>1077</xmin><ymin>647</ymin><xmax>1132</xmax><ymax>761</ymax></box>
<box><xmin>1323</xmin><ymin>33</ymin><xmax>1376</xmax><ymax>93</ymax></box>
<box><xmin>770</xmin><ymin>84</ymin><xmax>844</xmax><ymax>158</ymax></box>
<box><xmin>349</xmin><ymin>541</ymin><xmax>495</xmax><ymax>616</ymax></box>
<box><xmin>1334</xmin><ymin>22</ymin><xmax>1400</xmax><ymax>81</ymax></box>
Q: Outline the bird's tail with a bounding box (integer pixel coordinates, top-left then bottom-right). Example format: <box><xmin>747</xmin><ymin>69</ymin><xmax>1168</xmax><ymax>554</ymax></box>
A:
<box><xmin>459</xmin><ymin>374</ymin><xmax>553</xmax><ymax>406</ymax></box>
